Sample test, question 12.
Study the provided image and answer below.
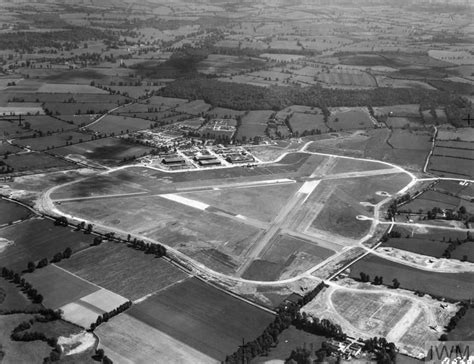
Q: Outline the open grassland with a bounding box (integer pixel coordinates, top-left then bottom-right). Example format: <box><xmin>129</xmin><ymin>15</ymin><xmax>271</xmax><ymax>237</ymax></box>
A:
<box><xmin>22</xmin><ymin>115</ymin><xmax>76</xmax><ymax>133</ymax></box>
<box><xmin>128</xmin><ymin>278</ymin><xmax>274</xmax><ymax>361</ymax></box>
<box><xmin>174</xmin><ymin>100</ymin><xmax>211</xmax><ymax>115</ymax></box>
<box><xmin>433</xmin><ymin>146</ymin><xmax>474</xmax><ymax>159</ymax></box>
<box><xmin>317</xmin><ymin>71</ymin><xmax>376</xmax><ymax>87</ymax></box>
<box><xmin>0</xmin><ymin>279</ymin><xmax>41</xmax><ymax>312</ymax></box>
<box><xmin>448</xmin><ymin>309</ymin><xmax>474</xmax><ymax>341</ymax></box>
<box><xmin>37</xmin><ymin>83</ymin><xmax>107</xmax><ymax>94</ymax></box>
<box><xmin>0</xmin><ymin>314</ymin><xmax>51</xmax><ymax>363</ymax></box>
<box><xmin>51</xmin><ymin>171</ymin><xmax>148</xmax><ymax>200</ymax></box>
<box><xmin>310</xmin><ymin>189</ymin><xmax>372</xmax><ymax>240</ymax></box>
<box><xmin>0</xmin><ymin>199</ymin><xmax>32</xmax><ymax>226</ymax></box>
<box><xmin>6</xmin><ymin>152</ymin><xmax>75</xmax><ymax>174</ymax></box>
<box><xmin>327</xmin><ymin>109</ymin><xmax>373</xmax><ymax>131</ymax></box>
<box><xmin>253</xmin><ymin>326</ymin><xmax>326</xmax><ymax>363</ymax></box>
<box><xmin>53</xmin><ymin>137</ymin><xmax>153</xmax><ymax>165</ymax></box>
<box><xmin>198</xmin><ymin>54</ymin><xmax>266</xmax><ymax>76</ymax></box>
<box><xmin>429</xmin><ymin>156</ymin><xmax>473</xmax><ymax>178</ymax></box>
<box><xmin>328</xmin><ymin>157</ymin><xmax>389</xmax><ymax>175</ymax></box>
<box><xmin>89</xmin><ymin>115</ymin><xmax>151</xmax><ymax>134</ymax></box>
<box><xmin>96</xmin><ymin>313</ymin><xmax>217</xmax><ymax>364</ymax></box>
<box><xmin>236</xmin><ymin>110</ymin><xmax>273</xmax><ymax>140</ymax></box>
<box><xmin>243</xmin><ymin>234</ymin><xmax>334</xmax><ymax>281</ymax></box>
<box><xmin>25</xmin><ymin>264</ymin><xmax>99</xmax><ymax>309</ymax></box>
<box><xmin>384</xmin><ymin>238</ymin><xmax>448</xmax><ymax>259</ymax></box>
<box><xmin>184</xmin><ymin>182</ymin><xmax>300</xmax><ymax>223</ymax></box>
<box><xmin>0</xmin><ymin>218</ymin><xmax>93</xmax><ymax>271</ymax></box>
<box><xmin>43</xmin><ymin>102</ymin><xmax>119</xmax><ymax>116</ymax></box>
<box><xmin>289</xmin><ymin>112</ymin><xmax>328</xmax><ymax>134</ymax></box>
<box><xmin>15</xmin><ymin>131</ymin><xmax>90</xmax><ymax>151</ymax></box>
<box><xmin>59</xmin><ymin>195</ymin><xmax>260</xmax><ymax>275</ymax></box>
<box><xmin>349</xmin><ymin>254</ymin><xmax>474</xmax><ymax>300</ymax></box>
<box><xmin>59</xmin><ymin>241</ymin><xmax>188</xmax><ymax>301</ymax></box>
<box><xmin>400</xmin><ymin>190</ymin><xmax>461</xmax><ymax>212</ymax></box>
<box><xmin>54</xmin><ymin>152</ymin><xmax>316</xmax><ymax>199</ymax></box>
<box><xmin>374</xmin><ymin>104</ymin><xmax>420</xmax><ymax>118</ymax></box>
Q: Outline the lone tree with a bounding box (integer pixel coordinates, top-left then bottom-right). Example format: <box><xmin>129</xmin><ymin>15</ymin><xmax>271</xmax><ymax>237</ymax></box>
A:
<box><xmin>392</xmin><ymin>279</ymin><xmax>400</xmax><ymax>289</ymax></box>
<box><xmin>63</xmin><ymin>247</ymin><xmax>72</xmax><ymax>259</ymax></box>
<box><xmin>27</xmin><ymin>261</ymin><xmax>35</xmax><ymax>273</ymax></box>
<box><xmin>54</xmin><ymin>216</ymin><xmax>68</xmax><ymax>227</ymax></box>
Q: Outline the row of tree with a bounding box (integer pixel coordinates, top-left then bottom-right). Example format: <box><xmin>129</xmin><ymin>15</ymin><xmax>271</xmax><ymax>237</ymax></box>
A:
<box><xmin>358</xmin><ymin>272</ymin><xmax>400</xmax><ymax>289</ymax></box>
<box><xmin>1</xmin><ymin>267</ymin><xmax>43</xmax><ymax>304</ymax></box>
<box><xmin>225</xmin><ymin>282</ymin><xmax>330</xmax><ymax>363</ymax></box>
<box><xmin>89</xmin><ymin>301</ymin><xmax>132</xmax><ymax>331</ymax></box>
<box><xmin>27</xmin><ymin>247</ymin><xmax>73</xmax><ymax>273</ymax></box>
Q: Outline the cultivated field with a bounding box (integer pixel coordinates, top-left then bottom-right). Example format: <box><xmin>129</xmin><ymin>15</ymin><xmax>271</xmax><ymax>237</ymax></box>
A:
<box><xmin>5</xmin><ymin>152</ymin><xmax>75</xmax><ymax>174</ymax></box>
<box><xmin>0</xmin><ymin>218</ymin><xmax>93</xmax><ymax>271</ymax></box>
<box><xmin>96</xmin><ymin>313</ymin><xmax>217</xmax><ymax>364</ymax></box>
<box><xmin>127</xmin><ymin>278</ymin><xmax>275</xmax><ymax>361</ymax></box>
<box><xmin>59</xmin><ymin>241</ymin><xmax>189</xmax><ymax>301</ymax></box>
<box><xmin>289</xmin><ymin>112</ymin><xmax>328</xmax><ymax>134</ymax></box>
<box><xmin>25</xmin><ymin>264</ymin><xmax>99</xmax><ymax>309</ymax></box>
<box><xmin>197</xmin><ymin>54</ymin><xmax>266</xmax><ymax>76</ymax></box>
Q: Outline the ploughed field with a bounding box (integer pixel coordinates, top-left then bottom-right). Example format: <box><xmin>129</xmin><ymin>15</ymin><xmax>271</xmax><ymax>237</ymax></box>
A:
<box><xmin>127</xmin><ymin>278</ymin><xmax>275</xmax><ymax>361</ymax></box>
<box><xmin>51</xmin><ymin>151</ymin><xmax>412</xmax><ymax>281</ymax></box>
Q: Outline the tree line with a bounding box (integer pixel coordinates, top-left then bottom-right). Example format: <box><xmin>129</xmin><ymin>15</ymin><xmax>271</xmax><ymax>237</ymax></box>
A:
<box><xmin>1</xmin><ymin>267</ymin><xmax>43</xmax><ymax>304</ymax></box>
<box><xmin>89</xmin><ymin>301</ymin><xmax>132</xmax><ymax>331</ymax></box>
<box><xmin>158</xmin><ymin>78</ymin><xmax>466</xmax><ymax>126</ymax></box>
<box><xmin>225</xmin><ymin>282</ymin><xmax>330</xmax><ymax>363</ymax></box>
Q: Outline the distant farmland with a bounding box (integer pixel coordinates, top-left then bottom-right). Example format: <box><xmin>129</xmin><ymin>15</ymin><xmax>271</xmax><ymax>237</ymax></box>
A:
<box><xmin>0</xmin><ymin>218</ymin><xmax>93</xmax><ymax>271</ymax></box>
<box><xmin>127</xmin><ymin>278</ymin><xmax>275</xmax><ymax>361</ymax></box>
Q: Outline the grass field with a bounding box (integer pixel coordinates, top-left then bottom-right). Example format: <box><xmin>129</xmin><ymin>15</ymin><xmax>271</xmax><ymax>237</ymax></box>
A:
<box><xmin>374</xmin><ymin>104</ymin><xmax>420</xmax><ymax>118</ymax></box>
<box><xmin>349</xmin><ymin>254</ymin><xmax>474</xmax><ymax>300</ymax></box>
<box><xmin>89</xmin><ymin>115</ymin><xmax>151</xmax><ymax>134</ymax></box>
<box><xmin>429</xmin><ymin>156</ymin><xmax>474</xmax><ymax>178</ymax></box>
<box><xmin>0</xmin><ymin>218</ymin><xmax>93</xmax><ymax>271</ymax></box>
<box><xmin>198</xmin><ymin>54</ymin><xmax>266</xmax><ymax>76</ymax></box>
<box><xmin>317</xmin><ymin>71</ymin><xmax>376</xmax><ymax>87</ymax></box>
<box><xmin>384</xmin><ymin>238</ymin><xmax>447</xmax><ymax>258</ymax></box>
<box><xmin>0</xmin><ymin>314</ymin><xmax>52</xmax><ymax>363</ymax></box>
<box><xmin>174</xmin><ymin>100</ymin><xmax>211</xmax><ymax>115</ymax></box>
<box><xmin>448</xmin><ymin>309</ymin><xmax>474</xmax><ymax>341</ymax></box>
<box><xmin>0</xmin><ymin>278</ymin><xmax>40</xmax><ymax>312</ymax></box>
<box><xmin>127</xmin><ymin>278</ymin><xmax>275</xmax><ymax>361</ymax></box>
<box><xmin>289</xmin><ymin>112</ymin><xmax>328</xmax><ymax>134</ymax></box>
<box><xmin>25</xmin><ymin>264</ymin><xmax>99</xmax><ymax>309</ymax></box>
<box><xmin>60</xmin><ymin>195</ymin><xmax>260</xmax><ymax>275</ymax></box>
<box><xmin>15</xmin><ymin>131</ymin><xmax>90</xmax><ymax>151</ymax></box>
<box><xmin>184</xmin><ymin>182</ymin><xmax>300</xmax><ymax>223</ymax></box>
<box><xmin>96</xmin><ymin>313</ymin><xmax>217</xmax><ymax>364</ymax></box>
<box><xmin>0</xmin><ymin>199</ymin><xmax>32</xmax><ymax>226</ymax></box>
<box><xmin>5</xmin><ymin>152</ymin><xmax>75</xmax><ymax>174</ymax></box>
<box><xmin>53</xmin><ymin>137</ymin><xmax>153</xmax><ymax>165</ymax></box>
<box><xmin>236</xmin><ymin>110</ymin><xmax>273</xmax><ymax>140</ymax></box>
<box><xmin>37</xmin><ymin>83</ymin><xmax>107</xmax><ymax>94</ymax></box>
<box><xmin>59</xmin><ymin>241</ymin><xmax>188</xmax><ymax>301</ymax></box>
<box><xmin>310</xmin><ymin>189</ymin><xmax>372</xmax><ymax>239</ymax></box>
<box><xmin>327</xmin><ymin>109</ymin><xmax>373</xmax><ymax>131</ymax></box>
<box><xmin>253</xmin><ymin>326</ymin><xmax>326</xmax><ymax>363</ymax></box>
<box><xmin>400</xmin><ymin>190</ymin><xmax>461</xmax><ymax>212</ymax></box>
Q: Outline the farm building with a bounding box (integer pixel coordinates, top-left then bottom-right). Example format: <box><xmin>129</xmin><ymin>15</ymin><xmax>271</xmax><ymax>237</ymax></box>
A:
<box><xmin>161</xmin><ymin>156</ymin><xmax>186</xmax><ymax>165</ymax></box>
<box><xmin>198</xmin><ymin>158</ymin><xmax>221</xmax><ymax>166</ymax></box>
<box><xmin>194</xmin><ymin>154</ymin><xmax>217</xmax><ymax>162</ymax></box>
<box><xmin>226</xmin><ymin>153</ymin><xmax>255</xmax><ymax>164</ymax></box>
